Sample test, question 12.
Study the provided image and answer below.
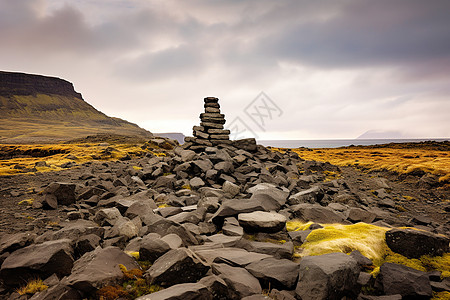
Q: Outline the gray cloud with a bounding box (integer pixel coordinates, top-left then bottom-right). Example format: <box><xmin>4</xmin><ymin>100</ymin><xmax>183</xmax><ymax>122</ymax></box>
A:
<box><xmin>0</xmin><ymin>0</ymin><xmax>448</xmax><ymax>138</ymax></box>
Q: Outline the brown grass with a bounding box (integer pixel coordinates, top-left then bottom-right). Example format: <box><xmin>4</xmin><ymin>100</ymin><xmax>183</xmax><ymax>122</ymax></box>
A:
<box><xmin>0</xmin><ymin>143</ymin><xmax>164</xmax><ymax>176</ymax></box>
<box><xmin>273</xmin><ymin>147</ymin><xmax>450</xmax><ymax>183</ymax></box>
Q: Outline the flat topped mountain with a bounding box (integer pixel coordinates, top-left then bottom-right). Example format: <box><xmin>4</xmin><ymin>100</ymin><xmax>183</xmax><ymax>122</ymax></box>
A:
<box><xmin>0</xmin><ymin>71</ymin><xmax>152</xmax><ymax>143</ymax></box>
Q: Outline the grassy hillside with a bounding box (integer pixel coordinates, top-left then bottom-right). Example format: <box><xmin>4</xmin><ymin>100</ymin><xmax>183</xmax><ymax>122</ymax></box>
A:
<box><xmin>0</xmin><ymin>71</ymin><xmax>152</xmax><ymax>143</ymax></box>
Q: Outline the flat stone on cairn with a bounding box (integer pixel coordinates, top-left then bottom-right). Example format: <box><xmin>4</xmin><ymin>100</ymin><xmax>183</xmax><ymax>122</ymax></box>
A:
<box><xmin>185</xmin><ymin>97</ymin><xmax>231</xmax><ymax>147</ymax></box>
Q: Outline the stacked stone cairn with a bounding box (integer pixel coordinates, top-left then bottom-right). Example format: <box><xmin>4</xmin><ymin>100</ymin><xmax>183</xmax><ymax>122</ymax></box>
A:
<box><xmin>185</xmin><ymin>97</ymin><xmax>231</xmax><ymax>147</ymax></box>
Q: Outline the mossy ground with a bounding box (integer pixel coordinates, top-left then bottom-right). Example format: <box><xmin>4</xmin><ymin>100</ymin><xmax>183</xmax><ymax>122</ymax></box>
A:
<box><xmin>286</xmin><ymin>220</ymin><xmax>450</xmax><ymax>278</ymax></box>
<box><xmin>272</xmin><ymin>146</ymin><xmax>450</xmax><ymax>183</ymax></box>
<box><xmin>0</xmin><ymin>143</ymin><xmax>166</xmax><ymax>176</ymax></box>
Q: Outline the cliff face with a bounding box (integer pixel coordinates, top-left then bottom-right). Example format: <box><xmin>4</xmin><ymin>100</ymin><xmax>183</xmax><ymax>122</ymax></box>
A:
<box><xmin>0</xmin><ymin>71</ymin><xmax>152</xmax><ymax>143</ymax></box>
<box><xmin>0</xmin><ymin>71</ymin><xmax>82</xmax><ymax>98</ymax></box>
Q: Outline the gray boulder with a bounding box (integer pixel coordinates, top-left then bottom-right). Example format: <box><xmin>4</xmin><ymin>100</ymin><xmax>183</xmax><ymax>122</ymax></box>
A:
<box><xmin>223</xmin><ymin>181</ymin><xmax>240</xmax><ymax>198</ymax></box>
<box><xmin>385</xmin><ymin>228</ymin><xmax>450</xmax><ymax>258</ymax></box>
<box><xmin>125</xmin><ymin>199</ymin><xmax>157</xmax><ymax>219</ymax></box>
<box><xmin>198</xmin><ymin>275</ymin><xmax>230</xmax><ymax>300</ymax></box>
<box><xmin>212</xmin><ymin>263</ymin><xmax>262</xmax><ymax>299</ymax></box>
<box><xmin>64</xmin><ymin>246</ymin><xmax>139</xmax><ymax>294</ymax></box>
<box><xmin>145</xmin><ymin>248</ymin><xmax>209</xmax><ymax>286</ymax></box>
<box><xmin>376</xmin><ymin>262</ymin><xmax>432</xmax><ymax>298</ymax></box>
<box><xmin>233</xmin><ymin>138</ymin><xmax>257</xmax><ymax>152</ymax></box>
<box><xmin>0</xmin><ymin>232</ymin><xmax>36</xmax><ymax>254</ymax></box>
<box><xmin>194</xmin><ymin>247</ymin><xmax>271</xmax><ymax>266</ymax></box>
<box><xmin>238</xmin><ymin>211</ymin><xmax>287</xmax><ymax>233</ymax></box>
<box><xmin>346</xmin><ymin>208</ymin><xmax>377</xmax><ymax>223</ymax></box>
<box><xmin>236</xmin><ymin>239</ymin><xmax>294</xmax><ymax>259</ymax></box>
<box><xmin>0</xmin><ymin>239</ymin><xmax>73</xmax><ymax>286</ymax></box>
<box><xmin>291</xmin><ymin>203</ymin><xmax>345</xmax><ymax>224</ymax></box>
<box><xmin>211</xmin><ymin>199</ymin><xmax>266</xmax><ymax>223</ymax></box>
<box><xmin>248</xmin><ymin>183</ymin><xmax>289</xmax><ymax>211</ymax></box>
<box><xmin>245</xmin><ymin>257</ymin><xmax>299</xmax><ymax>289</ymax></box>
<box><xmin>295</xmin><ymin>252</ymin><xmax>360</xmax><ymax>300</ymax></box>
<box><xmin>43</xmin><ymin>182</ymin><xmax>78</xmax><ymax>206</ymax></box>
<box><xmin>136</xmin><ymin>282</ymin><xmax>212</xmax><ymax>300</ymax></box>
<box><xmin>139</xmin><ymin>234</ymin><xmax>171</xmax><ymax>263</ymax></box>
<box><xmin>93</xmin><ymin>207</ymin><xmax>122</xmax><ymax>226</ymax></box>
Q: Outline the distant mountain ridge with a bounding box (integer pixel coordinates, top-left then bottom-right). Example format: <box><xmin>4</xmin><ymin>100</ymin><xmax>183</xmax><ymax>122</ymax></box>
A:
<box><xmin>357</xmin><ymin>130</ymin><xmax>407</xmax><ymax>139</ymax></box>
<box><xmin>154</xmin><ymin>132</ymin><xmax>185</xmax><ymax>144</ymax></box>
<box><xmin>0</xmin><ymin>71</ymin><xmax>152</xmax><ymax>143</ymax></box>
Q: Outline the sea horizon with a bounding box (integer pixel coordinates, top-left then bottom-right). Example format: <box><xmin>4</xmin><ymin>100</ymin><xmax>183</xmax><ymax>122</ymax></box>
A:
<box><xmin>258</xmin><ymin>138</ymin><xmax>449</xmax><ymax>148</ymax></box>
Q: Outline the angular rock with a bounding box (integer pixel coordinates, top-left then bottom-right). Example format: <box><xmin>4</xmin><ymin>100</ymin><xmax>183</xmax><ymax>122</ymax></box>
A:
<box><xmin>211</xmin><ymin>199</ymin><xmax>266</xmax><ymax>224</ymax></box>
<box><xmin>235</xmin><ymin>240</ymin><xmax>294</xmax><ymax>260</ymax></box>
<box><xmin>245</xmin><ymin>257</ymin><xmax>299</xmax><ymax>289</ymax></box>
<box><xmin>139</xmin><ymin>234</ymin><xmax>171</xmax><ymax>263</ymax></box>
<box><xmin>189</xmin><ymin>177</ymin><xmax>205</xmax><ymax>189</ymax></box>
<box><xmin>113</xmin><ymin>217</ymin><xmax>139</xmax><ymax>239</ymax></box>
<box><xmin>385</xmin><ymin>228</ymin><xmax>450</xmax><ymax>258</ymax></box>
<box><xmin>125</xmin><ymin>199</ymin><xmax>157</xmax><ymax>219</ymax></box>
<box><xmin>64</xmin><ymin>246</ymin><xmax>139</xmax><ymax>294</ymax></box>
<box><xmin>73</xmin><ymin>234</ymin><xmax>101</xmax><ymax>259</ymax></box>
<box><xmin>238</xmin><ymin>211</ymin><xmax>287</xmax><ymax>233</ymax></box>
<box><xmin>205</xmin><ymin>234</ymin><xmax>242</xmax><ymax>247</ymax></box>
<box><xmin>346</xmin><ymin>208</ymin><xmax>377</xmax><ymax>223</ymax></box>
<box><xmin>288</xmin><ymin>186</ymin><xmax>324</xmax><ymax>205</ymax></box>
<box><xmin>223</xmin><ymin>181</ymin><xmax>240</xmax><ymax>197</ymax></box>
<box><xmin>93</xmin><ymin>207</ymin><xmax>122</xmax><ymax>226</ymax></box>
<box><xmin>194</xmin><ymin>247</ymin><xmax>271</xmax><ymax>266</ymax></box>
<box><xmin>248</xmin><ymin>183</ymin><xmax>289</xmax><ymax>211</ymax></box>
<box><xmin>145</xmin><ymin>248</ymin><xmax>209</xmax><ymax>286</ymax></box>
<box><xmin>295</xmin><ymin>252</ymin><xmax>360</xmax><ymax>300</ymax></box>
<box><xmin>43</xmin><ymin>182</ymin><xmax>77</xmax><ymax>206</ymax></box>
<box><xmin>212</xmin><ymin>263</ymin><xmax>262</xmax><ymax>298</ymax></box>
<box><xmin>136</xmin><ymin>282</ymin><xmax>212</xmax><ymax>300</ymax></box>
<box><xmin>198</xmin><ymin>275</ymin><xmax>231</xmax><ymax>300</ymax></box>
<box><xmin>0</xmin><ymin>232</ymin><xmax>36</xmax><ymax>254</ymax></box>
<box><xmin>291</xmin><ymin>203</ymin><xmax>345</xmax><ymax>224</ymax></box>
<box><xmin>0</xmin><ymin>239</ymin><xmax>73</xmax><ymax>286</ymax></box>
<box><xmin>376</xmin><ymin>262</ymin><xmax>432</xmax><ymax>298</ymax></box>
<box><xmin>233</xmin><ymin>138</ymin><xmax>257</xmax><ymax>152</ymax></box>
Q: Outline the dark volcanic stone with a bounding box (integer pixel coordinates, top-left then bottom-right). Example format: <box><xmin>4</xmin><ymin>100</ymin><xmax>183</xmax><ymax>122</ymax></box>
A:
<box><xmin>245</xmin><ymin>257</ymin><xmax>299</xmax><ymax>289</ymax></box>
<box><xmin>0</xmin><ymin>239</ymin><xmax>74</xmax><ymax>286</ymax></box>
<box><xmin>145</xmin><ymin>248</ymin><xmax>209</xmax><ymax>286</ymax></box>
<box><xmin>43</xmin><ymin>182</ymin><xmax>78</xmax><ymax>206</ymax></box>
<box><xmin>295</xmin><ymin>252</ymin><xmax>360</xmax><ymax>300</ymax></box>
<box><xmin>212</xmin><ymin>263</ymin><xmax>262</xmax><ymax>299</ymax></box>
<box><xmin>136</xmin><ymin>282</ymin><xmax>212</xmax><ymax>300</ymax></box>
<box><xmin>385</xmin><ymin>228</ymin><xmax>450</xmax><ymax>258</ymax></box>
<box><xmin>376</xmin><ymin>263</ymin><xmax>432</xmax><ymax>299</ymax></box>
<box><xmin>65</xmin><ymin>246</ymin><xmax>139</xmax><ymax>294</ymax></box>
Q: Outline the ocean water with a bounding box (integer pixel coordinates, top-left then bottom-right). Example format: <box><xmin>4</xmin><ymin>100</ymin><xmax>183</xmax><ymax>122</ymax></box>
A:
<box><xmin>258</xmin><ymin>138</ymin><xmax>449</xmax><ymax>149</ymax></box>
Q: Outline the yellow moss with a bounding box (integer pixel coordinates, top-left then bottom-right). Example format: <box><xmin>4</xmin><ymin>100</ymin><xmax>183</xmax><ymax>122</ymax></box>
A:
<box><xmin>421</xmin><ymin>253</ymin><xmax>450</xmax><ymax>278</ymax></box>
<box><xmin>300</xmin><ymin>223</ymin><xmax>390</xmax><ymax>266</ymax></box>
<box><xmin>384</xmin><ymin>251</ymin><xmax>427</xmax><ymax>272</ymax></box>
<box><xmin>16</xmin><ymin>279</ymin><xmax>48</xmax><ymax>295</ymax></box>
<box><xmin>433</xmin><ymin>291</ymin><xmax>450</xmax><ymax>300</ymax></box>
<box><xmin>18</xmin><ymin>198</ymin><xmax>34</xmax><ymax>206</ymax></box>
<box><xmin>132</xmin><ymin>166</ymin><xmax>142</xmax><ymax>170</ymax></box>
<box><xmin>157</xmin><ymin>203</ymin><xmax>170</xmax><ymax>208</ymax></box>
<box><xmin>403</xmin><ymin>195</ymin><xmax>416</xmax><ymax>201</ymax></box>
<box><xmin>286</xmin><ymin>220</ymin><xmax>313</xmax><ymax>232</ymax></box>
<box><xmin>181</xmin><ymin>184</ymin><xmax>191</xmax><ymax>190</ymax></box>
<box><xmin>125</xmin><ymin>251</ymin><xmax>140</xmax><ymax>260</ymax></box>
<box><xmin>297</xmin><ymin>222</ymin><xmax>450</xmax><ymax>278</ymax></box>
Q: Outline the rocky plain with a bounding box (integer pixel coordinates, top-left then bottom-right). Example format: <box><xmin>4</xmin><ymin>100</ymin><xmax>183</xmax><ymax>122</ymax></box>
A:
<box><xmin>0</xmin><ymin>97</ymin><xmax>449</xmax><ymax>300</ymax></box>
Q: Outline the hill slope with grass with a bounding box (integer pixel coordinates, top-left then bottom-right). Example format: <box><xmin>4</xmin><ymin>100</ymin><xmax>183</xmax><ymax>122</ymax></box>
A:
<box><xmin>0</xmin><ymin>71</ymin><xmax>152</xmax><ymax>143</ymax></box>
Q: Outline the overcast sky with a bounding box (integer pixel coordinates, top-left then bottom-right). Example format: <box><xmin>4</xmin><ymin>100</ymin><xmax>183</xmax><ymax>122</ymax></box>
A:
<box><xmin>1</xmin><ymin>0</ymin><xmax>449</xmax><ymax>139</ymax></box>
